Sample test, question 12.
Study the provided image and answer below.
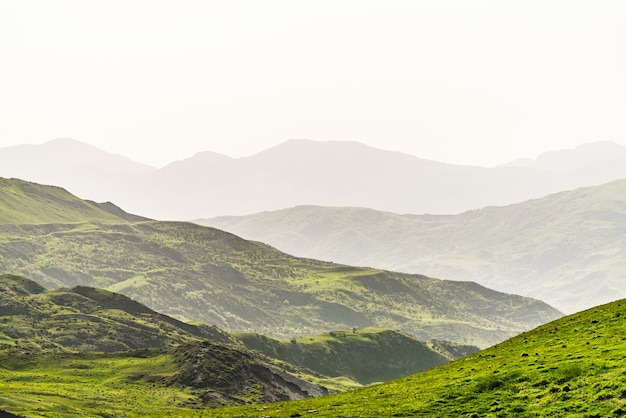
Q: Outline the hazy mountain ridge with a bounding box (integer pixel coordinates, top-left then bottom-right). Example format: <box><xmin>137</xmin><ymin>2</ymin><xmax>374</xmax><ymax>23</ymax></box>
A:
<box><xmin>198</xmin><ymin>179</ymin><xmax>626</xmax><ymax>314</ymax></box>
<box><xmin>500</xmin><ymin>140</ymin><xmax>626</xmax><ymax>173</ymax></box>
<box><xmin>0</xmin><ymin>178</ymin><xmax>562</xmax><ymax>348</ymax></box>
<box><xmin>3</xmin><ymin>138</ymin><xmax>626</xmax><ymax>220</ymax></box>
<box><xmin>0</xmin><ymin>139</ymin><xmax>156</xmax><ymax>210</ymax></box>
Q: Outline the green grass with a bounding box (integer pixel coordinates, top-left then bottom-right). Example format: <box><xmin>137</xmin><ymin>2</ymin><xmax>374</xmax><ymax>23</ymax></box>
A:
<box><xmin>0</xmin><ymin>178</ymin><xmax>562</xmax><ymax>348</ymax></box>
<box><xmin>2</xmin><ymin>275</ymin><xmax>478</xmax><ymax>416</ymax></box>
<box><xmin>3</xmin><ymin>297</ymin><xmax>619</xmax><ymax>417</ymax></box>
<box><xmin>0</xmin><ymin>350</ymin><xmax>200</xmax><ymax>417</ymax></box>
<box><xmin>165</xmin><ymin>298</ymin><xmax>626</xmax><ymax>417</ymax></box>
<box><xmin>0</xmin><ymin>178</ymin><xmax>126</xmax><ymax>225</ymax></box>
<box><xmin>0</xmin><ymin>274</ymin><xmax>212</xmax><ymax>353</ymax></box>
<box><xmin>0</xmin><ymin>218</ymin><xmax>561</xmax><ymax>348</ymax></box>
<box><xmin>234</xmin><ymin>328</ymin><xmax>477</xmax><ymax>387</ymax></box>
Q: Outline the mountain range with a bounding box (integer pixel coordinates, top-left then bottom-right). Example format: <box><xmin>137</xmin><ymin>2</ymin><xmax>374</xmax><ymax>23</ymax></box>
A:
<box><xmin>198</xmin><ymin>179</ymin><xmax>626</xmax><ymax>314</ymax></box>
<box><xmin>0</xmin><ymin>178</ymin><xmax>561</xmax><ymax>348</ymax></box>
<box><xmin>2</xmin><ymin>138</ymin><xmax>626</xmax><ymax>220</ymax></box>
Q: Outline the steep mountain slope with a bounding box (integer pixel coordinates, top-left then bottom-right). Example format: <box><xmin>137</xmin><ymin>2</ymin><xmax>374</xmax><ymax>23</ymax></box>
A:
<box><xmin>0</xmin><ymin>179</ymin><xmax>562</xmax><ymax>348</ymax></box>
<box><xmin>203</xmin><ymin>298</ymin><xmax>626</xmax><ymax>417</ymax></box>
<box><xmin>199</xmin><ymin>179</ymin><xmax>626</xmax><ymax>314</ymax></box>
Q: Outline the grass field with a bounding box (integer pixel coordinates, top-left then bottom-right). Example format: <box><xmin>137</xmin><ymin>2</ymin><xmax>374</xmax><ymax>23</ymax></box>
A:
<box><xmin>2</xmin><ymin>298</ymin><xmax>622</xmax><ymax>417</ymax></box>
<box><xmin>179</xmin><ymin>298</ymin><xmax>626</xmax><ymax>417</ymax></box>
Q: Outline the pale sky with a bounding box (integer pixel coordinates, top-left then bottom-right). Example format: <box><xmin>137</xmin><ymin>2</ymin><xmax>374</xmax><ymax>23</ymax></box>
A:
<box><xmin>1</xmin><ymin>0</ymin><xmax>625</xmax><ymax>168</ymax></box>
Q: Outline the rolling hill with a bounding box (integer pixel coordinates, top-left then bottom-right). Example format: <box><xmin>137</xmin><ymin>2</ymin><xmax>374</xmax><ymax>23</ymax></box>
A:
<box><xmin>3</xmin><ymin>139</ymin><xmax>626</xmax><ymax>221</ymax></box>
<box><xmin>0</xmin><ymin>273</ymin><xmax>227</xmax><ymax>352</ymax></box>
<box><xmin>198</xmin><ymin>179</ymin><xmax>626</xmax><ymax>314</ymax></box>
<box><xmin>0</xmin><ymin>178</ymin><xmax>562</xmax><ymax>348</ymax></box>
<box><xmin>2</xmin><ymin>278</ymin><xmax>621</xmax><ymax>417</ymax></box>
<box><xmin>197</xmin><ymin>297</ymin><xmax>626</xmax><ymax>417</ymax></box>
<box><xmin>0</xmin><ymin>177</ymin><xmax>134</xmax><ymax>224</ymax></box>
<box><xmin>0</xmin><ymin>274</ymin><xmax>478</xmax><ymax>415</ymax></box>
<box><xmin>235</xmin><ymin>330</ymin><xmax>477</xmax><ymax>386</ymax></box>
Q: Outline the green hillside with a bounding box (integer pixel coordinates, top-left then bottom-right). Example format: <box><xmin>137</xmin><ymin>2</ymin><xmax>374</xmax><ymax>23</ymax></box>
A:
<box><xmin>235</xmin><ymin>329</ymin><xmax>477</xmax><ymax>386</ymax></box>
<box><xmin>189</xmin><ymin>297</ymin><xmax>626</xmax><ymax>417</ymax></box>
<box><xmin>0</xmin><ymin>218</ymin><xmax>560</xmax><ymax>348</ymax></box>
<box><xmin>0</xmin><ymin>177</ymin><xmax>129</xmax><ymax>224</ymax></box>
<box><xmin>0</xmin><ymin>343</ymin><xmax>329</xmax><ymax>416</ymax></box>
<box><xmin>0</xmin><ymin>274</ymin><xmax>331</xmax><ymax>414</ymax></box>
<box><xmin>198</xmin><ymin>179</ymin><xmax>626</xmax><ymax>313</ymax></box>
<box><xmin>0</xmin><ymin>273</ymin><xmax>228</xmax><ymax>352</ymax></box>
<box><xmin>0</xmin><ymin>275</ymin><xmax>477</xmax><ymax>416</ymax></box>
<box><xmin>0</xmin><ymin>178</ymin><xmax>561</xmax><ymax>348</ymax></box>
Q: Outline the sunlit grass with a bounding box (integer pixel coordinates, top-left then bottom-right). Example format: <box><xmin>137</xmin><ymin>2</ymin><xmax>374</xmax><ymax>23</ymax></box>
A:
<box><xmin>167</xmin><ymin>298</ymin><xmax>626</xmax><ymax>417</ymax></box>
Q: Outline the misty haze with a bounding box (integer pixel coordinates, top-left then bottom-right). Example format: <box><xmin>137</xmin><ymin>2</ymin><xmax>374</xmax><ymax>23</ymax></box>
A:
<box><xmin>2</xmin><ymin>1</ymin><xmax>626</xmax><ymax>417</ymax></box>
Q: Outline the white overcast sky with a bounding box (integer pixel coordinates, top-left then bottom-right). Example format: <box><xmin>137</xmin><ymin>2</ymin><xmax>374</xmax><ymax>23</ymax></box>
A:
<box><xmin>1</xmin><ymin>0</ymin><xmax>625</xmax><ymax>167</ymax></box>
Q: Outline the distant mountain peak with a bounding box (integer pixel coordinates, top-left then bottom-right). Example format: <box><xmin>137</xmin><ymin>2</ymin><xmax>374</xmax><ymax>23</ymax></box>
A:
<box><xmin>43</xmin><ymin>137</ymin><xmax>89</xmax><ymax>147</ymax></box>
<box><xmin>500</xmin><ymin>140</ymin><xmax>626</xmax><ymax>173</ymax></box>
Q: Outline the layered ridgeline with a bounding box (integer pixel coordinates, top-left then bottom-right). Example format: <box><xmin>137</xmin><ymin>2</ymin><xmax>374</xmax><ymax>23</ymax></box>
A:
<box><xmin>198</xmin><ymin>179</ymin><xmax>626</xmax><ymax>314</ymax></box>
<box><xmin>199</xmin><ymin>298</ymin><xmax>626</xmax><ymax>417</ymax></box>
<box><xmin>0</xmin><ymin>274</ymin><xmax>476</xmax><ymax>415</ymax></box>
<box><xmin>0</xmin><ymin>178</ymin><xmax>562</xmax><ymax>348</ymax></box>
<box><xmin>3</xmin><ymin>139</ymin><xmax>626</xmax><ymax>220</ymax></box>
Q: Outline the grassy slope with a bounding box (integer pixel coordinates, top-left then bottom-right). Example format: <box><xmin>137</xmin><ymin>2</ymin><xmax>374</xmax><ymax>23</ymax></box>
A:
<box><xmin>235</xmin><ymin>329</ymin><xmax>478</xmax><ymax>387</ymax></box>
<box><xmin>197</xmin><ymin>179</ymin><xmax>626</xmax><ymax>313</ymax></box>
<box><xmin>2</xmin><ymin>296</ymin><xmax>625</xmax><ymax>417</ymax></box>
<box><xmin>0</xmin><ymin>275</ymin><xmax>477</xmax><ymax>416</ymax></box>
<box><xmin>0</xmin><ymin>219</ymin><xmax>560</xmax><ymax>348</ymax></box>
<box><xmin>0</xmin><ymin>177</ymin><xmax>125</xmax><ymax>224</ymax></box>
<box><xmin>0</xmin><ymin>274</ymin><xmax>225</xmax><ymax>353</ymax></box>
<box><xmin>182</xmin><ymin>297</ymin><xmax>626</xmax><ymax>417</ymax></box>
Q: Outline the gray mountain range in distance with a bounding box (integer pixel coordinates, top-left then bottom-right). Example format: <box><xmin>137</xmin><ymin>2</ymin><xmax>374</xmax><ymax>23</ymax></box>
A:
<box><xmin>197</xmin><ymin>179</ymin><xmax>626</xmax><ymax>315</ymax></box>
<box><xmin>2</xmin><ymin>138</ymin><xmax>626</xmax><ymax>220</ymax></box>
